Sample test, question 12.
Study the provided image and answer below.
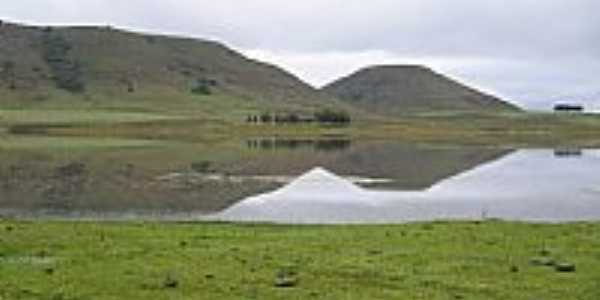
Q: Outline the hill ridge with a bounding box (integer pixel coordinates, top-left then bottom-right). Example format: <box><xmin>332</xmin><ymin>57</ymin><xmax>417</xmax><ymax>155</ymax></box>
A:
<box><xmin>0</xmin><ymin>20</ymin><xmax>350</xmax><ymax>117</ymax></box>
<box><xmin>1</xmin><ymin>20</ymin><xmax>518</xmax><ymax>117</ymax></box>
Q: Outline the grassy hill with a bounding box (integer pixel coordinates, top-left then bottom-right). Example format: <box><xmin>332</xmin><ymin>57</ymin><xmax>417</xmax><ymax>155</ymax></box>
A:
<box><xmin>322</xmin><ymin>65</ymin><xmax>520</xmax><ymax>115</ymax></box>
<box><xmin>0</xmin><ymin>22</ymin><xmax>524</xmax><ymax>123</ymax></box>
<box><xmin>5</xmin><ymin>21</ymin><xmax>600</xmax><ymax>148</ymax></box>
<box><xmin>0</xmin><ymin>21</ymin><xmax>351</xmax><ymax>119</ymax></box>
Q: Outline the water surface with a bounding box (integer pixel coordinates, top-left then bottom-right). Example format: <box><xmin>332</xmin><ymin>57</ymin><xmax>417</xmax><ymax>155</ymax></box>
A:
<box><xmin>216</xmin><ymin>149</ymin><xmax>600</xmax><ymax>223</ymax></box>
<box><xmin>1</xmin><ymin>136</ymin><xmax>598</xmax><ymax>223</ymax></box>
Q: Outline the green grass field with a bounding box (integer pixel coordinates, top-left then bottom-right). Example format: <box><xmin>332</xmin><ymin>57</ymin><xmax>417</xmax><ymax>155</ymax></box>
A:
<box><xmin>0</xmin><ymin>221</ymin><xmax>598</xmax><ymax>300</ymax></box>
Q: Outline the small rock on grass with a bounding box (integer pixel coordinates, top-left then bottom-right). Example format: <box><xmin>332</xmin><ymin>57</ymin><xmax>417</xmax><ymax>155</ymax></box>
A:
<box><xmin>44</xmin><ymin>267</ymin><xmax>55</xmax><ymax>275</ymax></box>
<box><xmin>163</xmin><ymin>274</ymin><xmax>179</xmax><ymax>289</ymax></box>
<box><xmin>274</xmin><ymin>270</ymin><xmax>298</xmax><ymax>288</ymax></box>
<box><xmin>529</xmin><ymin>257</ymin><xmax>555</xmax><ymax>267</ymax></box>
<box><xmin>539</xmin><ymin>248</ymin><xmax>552</xmax><ymax>256</ymax></box>
<box><xmin>555</xmin><ymin>263</ymin><xmax>576</xmax><ymax>273</ymax></box>
<box><xmin>274</xmin><ymin>276</ymin><xmax>298</xmax><ymax>288</ymax></box>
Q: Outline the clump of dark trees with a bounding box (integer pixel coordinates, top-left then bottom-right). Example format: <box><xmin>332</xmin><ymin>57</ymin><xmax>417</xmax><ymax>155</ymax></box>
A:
<box><xmin>314</xmin><ymin>109</ymin><xmax>352</xmax><ymax>123</ymax></box>
<box><xmin>1</xmin><ymin>60</ymin><xmax>16</xmax><ymax>90</ymax></box>
<box><xmin>247</xmin><ymin>109</ymin><xmax>351</xmax><ymax>125</ymax></box>
<box><xmin>42</xmin><ymin>29</ymin><xmax>86</xmax><ymax>93</ymax></box>
<box><xmin>191</xmin><ymin>78</ymin><xmax>218</xmax><ymax>95</ymax></box>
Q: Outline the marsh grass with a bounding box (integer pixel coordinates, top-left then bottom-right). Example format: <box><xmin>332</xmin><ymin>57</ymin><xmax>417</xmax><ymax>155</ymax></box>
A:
<box><xmin>4</xmin><ymin>108</ymin><xmax>599</xmax><ymax>147</ymax></box>
<box><xmin>0</xmin><ymin>135</ymin><xmax>165</xmax><ymax>150</ymax></box>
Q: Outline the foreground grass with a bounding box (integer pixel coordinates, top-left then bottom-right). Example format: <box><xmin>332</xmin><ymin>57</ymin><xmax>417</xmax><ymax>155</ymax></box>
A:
<box><xmin>1</xmin><ymin>221</ymin><xmax>599</xmax><ymax>299</ymax></box>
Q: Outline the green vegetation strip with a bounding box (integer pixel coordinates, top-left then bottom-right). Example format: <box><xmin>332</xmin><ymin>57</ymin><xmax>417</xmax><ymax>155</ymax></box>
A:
<box><xmin>0</xmin><ymin>136</ymin><xmax>164</xmax><ymax>150</ymax></box>
<box><xmin>0</xmin><ymin>221</ymin><xmax>598</xmax><ymax>299</ymax></box>
<box><xmin>4</xmin><ymin>108</ymin><xmax>600</xmax><ymax>147</ymax></box>
<box><xmin>0</xmin><ymin>109</ymin><xmax>178</xmax><ymax>126</ymax></box>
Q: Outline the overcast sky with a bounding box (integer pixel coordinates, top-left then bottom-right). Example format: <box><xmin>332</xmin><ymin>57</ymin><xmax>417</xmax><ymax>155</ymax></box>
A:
<box><xmin>2</xmin><ymin>0</ymin><xmax>599</xmax><ymax>110</ymax></box>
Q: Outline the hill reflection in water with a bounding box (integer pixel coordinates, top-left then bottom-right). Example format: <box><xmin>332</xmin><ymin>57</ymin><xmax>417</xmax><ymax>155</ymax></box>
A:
<box><xmin>0</xmin><ymin>137</ymin><xmax>521</xmax><ymax>220</ymax></box>
<box><xmin>216</xmin><ymin>149</ymin><xmax>600</xmax><ymax>224</ymax></box>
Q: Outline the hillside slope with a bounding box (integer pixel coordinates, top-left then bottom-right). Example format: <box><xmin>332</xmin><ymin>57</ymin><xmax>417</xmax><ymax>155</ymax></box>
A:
<box><xmin>0</xmin><ymin>22</ymin><xmax>348</xmax><ymax>117</ymax></box>
<box><xmin>322</xmin><ymin>65</ymin><xmax>520</xmax><ymax>115</ymax></box>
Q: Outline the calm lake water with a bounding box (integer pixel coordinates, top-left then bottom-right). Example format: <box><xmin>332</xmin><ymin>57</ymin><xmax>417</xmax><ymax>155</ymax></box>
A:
<box><xmin>1</xmin><ymin>136</ymin><xmax>599</xmax><ymax>223</ymax></box>
<box><xmin>216</xmin><ymin>149</ymin><xmax>600</xmax><ymax>223</ymax></box>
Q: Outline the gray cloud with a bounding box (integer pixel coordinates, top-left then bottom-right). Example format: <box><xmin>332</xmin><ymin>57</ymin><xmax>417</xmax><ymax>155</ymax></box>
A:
<box><xmin>2</xmin><ymin>0</ymin><xmax>599</xmax><ymax>110</ymax></box>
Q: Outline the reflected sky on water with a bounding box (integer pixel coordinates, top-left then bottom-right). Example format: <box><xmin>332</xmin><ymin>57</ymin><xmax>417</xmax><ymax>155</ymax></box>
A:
<box><xmin>215</xmin><ymin>149</ymin><xmax>600</xmax><ymax>223</ymax></box>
